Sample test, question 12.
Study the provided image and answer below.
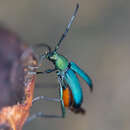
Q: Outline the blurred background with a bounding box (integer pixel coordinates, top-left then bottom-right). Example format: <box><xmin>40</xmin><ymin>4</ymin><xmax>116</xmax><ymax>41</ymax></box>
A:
<box><xmin>0</xmin><ymin>0</ymin><xmax>130</xmax><ymax>130</ymax></box>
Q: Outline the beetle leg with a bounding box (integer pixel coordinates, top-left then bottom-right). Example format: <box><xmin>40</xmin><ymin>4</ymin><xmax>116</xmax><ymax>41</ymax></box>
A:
<box><xmin>27</xmin><ymin>65</ymin><xmax>40</xmax><ymax>70</ymax></box>
<box><xmin>27</xmin><ymin>68</ymin><xmax>57</xmax><ymax>75</ymax></box>
<box><xmin>25</xmin><ymin>112</ymin><xmax>61</xmax><ymax>124</ymax></box>
<box><xmin>25</xmin><ymin>95</ymin><xmax>63</xmax><ymax>124</ymax></box>
<box><xmin>25</xmin><ymin>94</ymin><xmax>64</xmax><ymax>124</ymax></box>
<box><xmin>25</xmin><ymin>78</ymin><xmax>65</xmax><ymax>124</ymax></box>
<box><xmin>25</xmin><ymin>96</ymin><xmax>61</xmax><ymax>123</ymax></box>
<box><xmin>57</xmin><ymin>76</ymin><xmax>66</xmax><ymax>118</ymax></box>
<box><xmin>32</xmin><ymin>96</ymin><xmax>60</xmax><ymax>104</ymax></box>
<box><xmin>27</xmin><ymin>54</ymin><xmax>46</xmax><ymax>70</ymax></box>
<box><xmin>57</xmin><ymin>71</ymin><xmax>66</xmax><ymax>89</ymax></box>
<box><xmin>36</xmin><ymin>68</ymin><xmax>57</xmax><ymax>74</ymax></box>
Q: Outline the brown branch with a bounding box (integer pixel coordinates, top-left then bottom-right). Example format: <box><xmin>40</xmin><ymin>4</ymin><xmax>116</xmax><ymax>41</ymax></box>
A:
<box><xmin>0</xmin><ymin>27</ymin><xmax>37</xmax><ymax>130</ymax></box>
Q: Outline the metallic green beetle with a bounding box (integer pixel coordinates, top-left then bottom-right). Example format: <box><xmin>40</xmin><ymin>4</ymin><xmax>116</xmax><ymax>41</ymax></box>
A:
<box><xmin>26</xmin><ymin>3</ymin><xmax>93</xmax><ymax>123</ymax></box>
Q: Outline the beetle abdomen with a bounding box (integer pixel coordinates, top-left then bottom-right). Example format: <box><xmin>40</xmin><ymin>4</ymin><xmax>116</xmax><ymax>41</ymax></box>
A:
<box><xmin>63</xmin><ymin>87</ymin><xmax>73</xmax><ymax>107</ymax></box>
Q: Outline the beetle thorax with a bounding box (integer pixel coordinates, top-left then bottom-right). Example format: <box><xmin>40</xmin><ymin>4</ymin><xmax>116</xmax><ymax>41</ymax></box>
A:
<box><xmin>49</xmin><ymin>52</ymin><xmax>69</xmax><ymax>71</ymax></box>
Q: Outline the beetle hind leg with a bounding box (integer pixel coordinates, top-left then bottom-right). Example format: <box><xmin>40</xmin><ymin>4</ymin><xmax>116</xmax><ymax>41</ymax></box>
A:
<box><xmin>25</xmin><ymin>112</ymin><xmax>62</xmax><ymax>124</ymax></box>
<box><xmin>25</xmin><ymin>78</ymin><xmax>66</xmax><ymax>125</ymax></box>
<box><xmin>57</xmin><ymin>76</ymin><xmax>66</xmax><ymax>118</ymax></box>
<box><xmin>25</xmin><ymin>95</ymin><xmax>63</xmax><ymax>125</ymax></box>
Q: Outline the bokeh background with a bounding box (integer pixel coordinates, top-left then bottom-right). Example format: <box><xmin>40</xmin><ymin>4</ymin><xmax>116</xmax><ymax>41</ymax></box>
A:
<box><xmin>0</xmin><ymin>0</ymin><xmax>130</xmax><ymax>130</ymax></box>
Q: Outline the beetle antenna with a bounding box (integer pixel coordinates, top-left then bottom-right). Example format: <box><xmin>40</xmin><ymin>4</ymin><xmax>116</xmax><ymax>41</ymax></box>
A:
<box><xmin>54</xmin><ymin>3</ymin><xmax>79</xmax><ymax>52</ymax></box>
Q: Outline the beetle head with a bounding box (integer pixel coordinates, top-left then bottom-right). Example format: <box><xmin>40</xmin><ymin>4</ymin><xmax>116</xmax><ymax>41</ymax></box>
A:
<box><xmin>47</xmin><ymin>51</ymin><xmax>58</xmax><ymax>62</ymax></box>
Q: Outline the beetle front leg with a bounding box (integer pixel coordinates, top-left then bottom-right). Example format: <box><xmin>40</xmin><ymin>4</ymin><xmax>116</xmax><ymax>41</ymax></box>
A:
<box><xmin>27</xmin><ymin>68</ymin><xmax>57</xmax><ymax>75</ymax></box>
<box><xmin>36</xmin><ymin>68</ymin><xmax>57</xmax><ymax>74</ymax></box>
<box><xmin>27</xmin><ymin>54</ymin><xmax>46</xmax><ymax>70</ymax></box>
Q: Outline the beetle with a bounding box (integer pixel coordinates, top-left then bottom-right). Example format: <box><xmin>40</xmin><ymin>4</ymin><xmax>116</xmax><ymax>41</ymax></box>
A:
<box><xmin>27</xmin><ymin>3</ymin><xmax>93</xmax><ymax>122</ymax></box>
